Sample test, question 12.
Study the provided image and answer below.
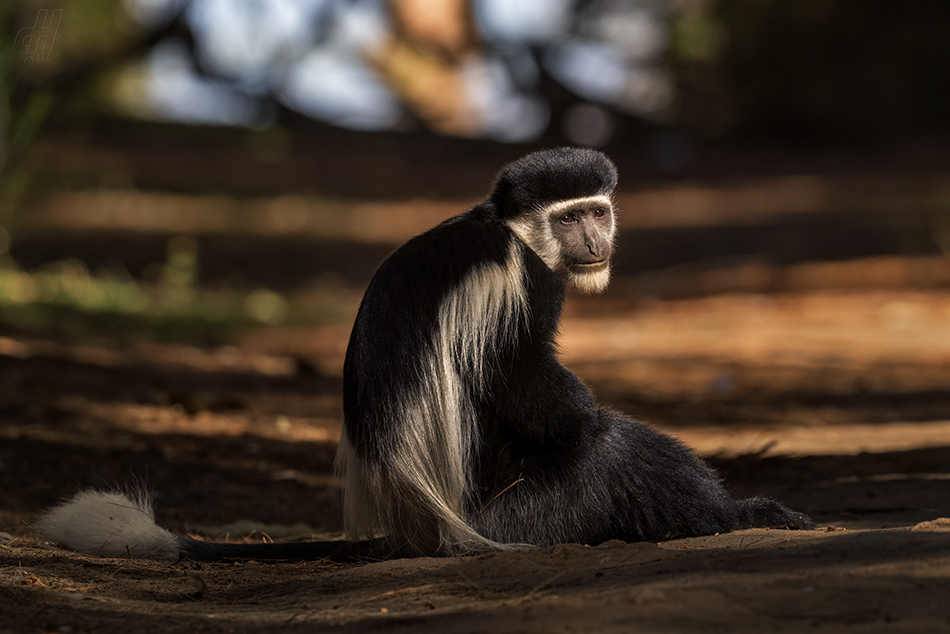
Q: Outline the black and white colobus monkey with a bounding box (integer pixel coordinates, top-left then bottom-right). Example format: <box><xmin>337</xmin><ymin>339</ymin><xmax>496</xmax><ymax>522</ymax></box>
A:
<box><xmin>37</xmin><ymin>148</ymin><xmax>812</xmax><ymax>562</ymax></box>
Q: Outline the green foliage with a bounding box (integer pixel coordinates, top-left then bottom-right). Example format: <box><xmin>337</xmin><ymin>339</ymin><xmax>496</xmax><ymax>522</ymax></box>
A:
<box><xmin>0</xmin><ymin>236</ymin><xmax>335</xmax><ymax>345</ymax></box>
<box><xmin>670</xmin><ymin>16</ymin><xmax>726</xmax><ymax>64</ymax></box>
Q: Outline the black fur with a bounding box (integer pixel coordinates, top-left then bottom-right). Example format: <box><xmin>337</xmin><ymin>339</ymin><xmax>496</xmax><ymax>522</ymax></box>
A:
<box><xmin>342</xmin><ymin>147</ymin><xmax>812</xmax><ymax>553</ymax></box>
<box><xmin>491</xmin><ymin>147</ymin><xmax>618</xmax><ymax>218</ymax></box>
<box><xmin>38</xmin><ymin>148</ymin><xmax>811</xmax><ymax>563</ymax></box>
<box><xmin>343</xmin><ymin>210</ymin><xmax>512</xmax><ymax>460</ymax></box>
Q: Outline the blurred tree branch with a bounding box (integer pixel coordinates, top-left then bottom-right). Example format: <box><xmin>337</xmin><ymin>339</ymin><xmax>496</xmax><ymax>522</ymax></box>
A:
<box><xmin>368</xmin><ymin>0</ymin><xmax>480</xmax><ymax>137</ymax></box>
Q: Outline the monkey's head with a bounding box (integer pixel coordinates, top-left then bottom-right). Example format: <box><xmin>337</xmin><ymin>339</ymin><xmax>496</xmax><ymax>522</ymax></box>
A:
<box><xmin>492</xmin><ymin>147</ymin><xmax>618</xmax><ymax>294</ymax></box>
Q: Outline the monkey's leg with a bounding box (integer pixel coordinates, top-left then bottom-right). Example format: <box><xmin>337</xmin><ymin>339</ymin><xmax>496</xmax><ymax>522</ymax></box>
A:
<box><xmin>471</xmin><ymin>408</ymin><xmax>810</xmax><ymax>546</ymax></box>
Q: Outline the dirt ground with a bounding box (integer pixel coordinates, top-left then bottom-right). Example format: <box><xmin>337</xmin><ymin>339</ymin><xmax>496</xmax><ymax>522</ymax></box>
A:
<box><xmin>2</xmin><ymin>288</ymin><xmax>950</xmax><ymax>633</ymax></box>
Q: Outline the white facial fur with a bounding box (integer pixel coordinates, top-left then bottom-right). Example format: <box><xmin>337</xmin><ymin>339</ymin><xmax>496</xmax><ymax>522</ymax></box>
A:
<box><xmin>506</xmin><ymin>195</ymin><xmax>616</xmax><ymax>294</ymax></box>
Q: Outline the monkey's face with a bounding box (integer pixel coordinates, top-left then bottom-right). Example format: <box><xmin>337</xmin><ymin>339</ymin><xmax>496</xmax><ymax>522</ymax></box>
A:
<box><xmin>507</xmin><ymin>194</ymin><xmax>617</xmax><ymax>294</ymax></box>
<box><xmin>548</xmin><ymin>196</ymin><xmax>616</xmax><ymax>293</ymax></box>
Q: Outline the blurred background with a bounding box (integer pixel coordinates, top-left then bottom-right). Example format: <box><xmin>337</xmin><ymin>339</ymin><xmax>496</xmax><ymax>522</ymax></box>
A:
<box><xmin>3</xmin><ymin>0</ymin><xmax>950</xmax><ymax>339</ymax></box>
<box><xmin>3</xmin><ymin>0</ymin><xmax>950</xmax><ymax>532</ymax></box>
<box><xmin>3</xmin><ymin>0</ymin><xmax>950</xmax><ymax>342</ymax></box>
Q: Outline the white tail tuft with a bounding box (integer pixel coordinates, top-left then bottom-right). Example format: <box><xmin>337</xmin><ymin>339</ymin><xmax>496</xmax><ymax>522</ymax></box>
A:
<box><xmin>36</xmin><ymin>490</ymin><xmax>181</xmax><ymax>560</ymax></box>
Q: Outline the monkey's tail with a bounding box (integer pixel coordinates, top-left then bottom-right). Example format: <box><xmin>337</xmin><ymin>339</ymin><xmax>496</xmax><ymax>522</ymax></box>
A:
<box><xmin>734</xmin><ymin>495</ymin><xmax>814</xmax><ymax>531</ymax></box>
<box><xmin>36</xmin><ymin>490</ymin><xmax>395</xmax><ymax>563</ymax></box>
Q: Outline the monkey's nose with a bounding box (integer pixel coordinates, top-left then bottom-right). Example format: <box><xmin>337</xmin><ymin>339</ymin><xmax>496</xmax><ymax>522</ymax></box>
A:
<box><xmin>586</xmin><ymin>241</ymin><xmax>606</xmax><ymax>260</ymax></box>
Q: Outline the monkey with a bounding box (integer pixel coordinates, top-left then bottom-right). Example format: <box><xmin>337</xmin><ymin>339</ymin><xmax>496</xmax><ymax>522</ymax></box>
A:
<box><xmin>36</xmin><ymin>147</ymin><xmax>812</xmax><ymax>562</ymax></box>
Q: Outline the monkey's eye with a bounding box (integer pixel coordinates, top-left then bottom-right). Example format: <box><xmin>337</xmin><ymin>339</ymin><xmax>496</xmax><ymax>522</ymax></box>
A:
<box><xmin>559</xmin><ymin>213</ymin><xmax>577</xmax><ymax>225</ymax></box>
<box><xmin>593</xmin><ymin>207</ymin><xmax>608</xmax><ymax>218</ymax></box>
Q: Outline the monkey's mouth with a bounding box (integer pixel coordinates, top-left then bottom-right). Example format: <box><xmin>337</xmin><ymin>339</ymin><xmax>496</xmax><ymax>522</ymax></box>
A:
<box><xmin>571</xmin><ymin>259</ymin><xmax>609</xmax><ymax>273</ymax></box>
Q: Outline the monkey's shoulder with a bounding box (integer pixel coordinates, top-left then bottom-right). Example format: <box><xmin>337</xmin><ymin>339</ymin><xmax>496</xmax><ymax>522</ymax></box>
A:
<box><xmin>370</xmin><ymin>206</ymin><xmax>513</xmax><ymax>293</ymax></box>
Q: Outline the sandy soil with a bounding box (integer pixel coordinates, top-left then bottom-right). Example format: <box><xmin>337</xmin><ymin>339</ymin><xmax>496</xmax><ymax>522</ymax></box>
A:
<box><xmin>2</xmin><ymin>289</ymin><xmax>950</xmax><ymax>633</ymax></box>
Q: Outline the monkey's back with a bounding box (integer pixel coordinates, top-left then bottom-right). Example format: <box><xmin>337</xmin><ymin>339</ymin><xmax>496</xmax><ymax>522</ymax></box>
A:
<box><xmin>341</xmin><ymin>205</ymin><xmax>519</xmax><ymax>457</ymax></box>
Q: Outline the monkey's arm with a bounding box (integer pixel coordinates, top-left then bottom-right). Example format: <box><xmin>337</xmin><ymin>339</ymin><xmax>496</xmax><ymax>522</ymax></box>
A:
<box><xmin>485</xmin><ymin>348</ymin><xmax>600</xmax><ymax>449</ymax></box>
